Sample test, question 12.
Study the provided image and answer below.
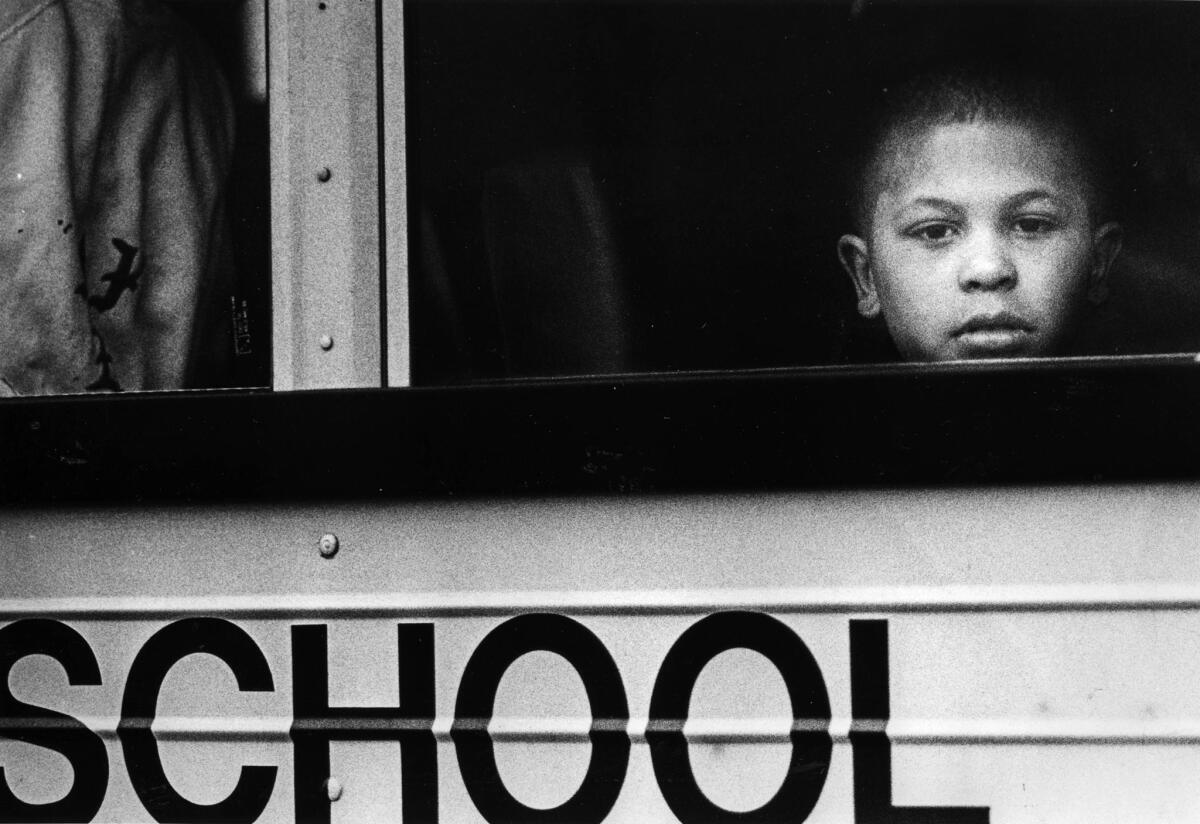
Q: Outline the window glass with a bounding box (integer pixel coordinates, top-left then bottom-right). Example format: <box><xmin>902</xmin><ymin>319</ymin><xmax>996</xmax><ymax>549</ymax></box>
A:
<box><xmin>407</xmin><ymin>0</ymin><xmax>1200</xmax><ymax>383</ymax></box>
<box><xmin>173</xmin><ymin>0</ymin><xmax>271</xmax><ymax>390</ymax></box>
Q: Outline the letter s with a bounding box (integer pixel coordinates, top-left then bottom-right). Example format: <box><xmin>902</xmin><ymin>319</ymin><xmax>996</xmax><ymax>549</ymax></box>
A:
<box><xmin>0</xmin><ymin>619</ymin><xmax>108</xmax><ymax>823</ymax></box>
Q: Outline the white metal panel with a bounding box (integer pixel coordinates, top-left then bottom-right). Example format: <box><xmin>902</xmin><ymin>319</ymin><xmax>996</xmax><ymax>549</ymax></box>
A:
<box><xmin>6</xmin><ymin>483</ymin><xmax>1200</xmax><ymax>821</ymax></box>
<box><xmin>7</xmin><ymin>483</ymin><xmax>1199</xmax><ymax>600</ymax></box>
<box><xmin>381</xmin><ymin>0</ymin><xmax>410</xmax><ymax>387</ymax></box>
<box><xmin>270</xmin><ymin>0</ymin><xmax>383</xmax><ymax>390</ymax></box>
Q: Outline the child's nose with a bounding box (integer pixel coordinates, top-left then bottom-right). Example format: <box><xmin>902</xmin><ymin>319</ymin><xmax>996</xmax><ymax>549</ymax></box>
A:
<box><xmin>957</xmin><ymin>233</ymin><xmax>1017</xmax><ymax>292</ymax></box>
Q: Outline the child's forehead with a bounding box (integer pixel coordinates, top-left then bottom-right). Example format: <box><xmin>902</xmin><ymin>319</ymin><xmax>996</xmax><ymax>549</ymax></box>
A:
<box><xmin>870</xmin><ymin>117</ymin><xmax>1093</xmax><ymax>203</ymax></box>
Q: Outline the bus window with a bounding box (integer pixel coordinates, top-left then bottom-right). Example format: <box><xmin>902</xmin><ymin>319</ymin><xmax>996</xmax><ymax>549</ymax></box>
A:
<box><xmin>406</xmin><ymin>0</ymin><xmax>1200</xmax><ymax>383</ymax></box>
<box><xmin>172</xmin><ymin>0</ymin><xmax>271</xmax><ymax>390</ymax></box>
<box><xmin>10</xmin><ymin>0</ymin><xmax>1200</xmax><ymax>394</ymax></box>
<box><xmin>0</xmin><ymin>0</ymin><xmax>269</xmax><ymax>397</ymax></box>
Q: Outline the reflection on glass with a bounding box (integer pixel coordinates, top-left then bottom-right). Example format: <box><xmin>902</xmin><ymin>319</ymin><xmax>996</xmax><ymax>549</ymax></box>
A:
<box><xmin>409</xmin><ymin>1</ymin><xmax>1200</xmax><ymax>382</ymax></box>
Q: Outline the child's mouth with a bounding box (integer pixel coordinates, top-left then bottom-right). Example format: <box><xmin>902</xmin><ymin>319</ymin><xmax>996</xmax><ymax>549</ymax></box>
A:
<box><xmin>953</xmin><ymin>312</ymin><xmax>1034</xmax><ymax>354</ymax></box>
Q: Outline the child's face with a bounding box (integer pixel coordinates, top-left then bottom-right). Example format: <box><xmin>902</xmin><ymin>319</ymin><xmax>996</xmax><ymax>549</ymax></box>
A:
<box><xmin>838</xmin><ymin>119</ymin><xmax>1122</xmax><ymax>361</ymax></box>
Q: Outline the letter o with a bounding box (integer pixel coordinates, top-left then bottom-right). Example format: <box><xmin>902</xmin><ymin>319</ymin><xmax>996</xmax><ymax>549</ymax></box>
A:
<box><xmin>648</xmin><ymin>611</ymin><xmax>832</xmax><ymax>823</ymax></box>
<box><xmin>452</xmin><ymin>614</ymin><xmax>630</xmax><ymax>823</ymax></box>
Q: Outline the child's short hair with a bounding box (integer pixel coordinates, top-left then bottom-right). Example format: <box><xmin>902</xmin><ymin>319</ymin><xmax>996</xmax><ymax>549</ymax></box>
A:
<box><xmin>844</xmin><ymin>61</ymin><xmax>1120</xmax><ymax>233</ymax></box>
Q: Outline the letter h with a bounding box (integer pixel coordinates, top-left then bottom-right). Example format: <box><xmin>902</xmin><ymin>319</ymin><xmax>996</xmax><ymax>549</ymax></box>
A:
<box><xmin>291</xmin><ymin>624</ymin><xmax>438</xmax><ymax>823</ymax></box>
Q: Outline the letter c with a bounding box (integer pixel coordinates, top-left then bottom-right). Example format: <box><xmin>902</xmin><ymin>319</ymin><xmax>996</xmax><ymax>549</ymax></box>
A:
<box><xmin>118</xmin><ymin>618</ymin><xmax>276</xmax><ymax>823</ymax></box>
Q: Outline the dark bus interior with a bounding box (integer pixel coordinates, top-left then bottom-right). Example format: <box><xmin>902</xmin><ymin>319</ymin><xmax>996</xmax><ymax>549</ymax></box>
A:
<box><xmin>171</xmin><ymin>0</ymin><xmax>272</xmax><ymax>389</ymax></box>
<box><xmin>407</xmin><ymin>0</ymin><xmax>1200</xmax><ymax>383</ymax></box>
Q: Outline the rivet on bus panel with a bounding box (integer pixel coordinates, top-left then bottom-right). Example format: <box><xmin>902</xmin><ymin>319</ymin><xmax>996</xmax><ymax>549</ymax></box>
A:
<box><xmin>318</xmin><ymin>533</ymin><xmax>339</xmax><ymax>558</ymax></box>
<box><xmin>316</xmin><ymin>166</ymin><xmax>332</xmax><ymax>183</ymax></box>
<box><xmin>319</xmin><ymin>334</ymin><xmax>334</xmax><ymax>351</ymax></box>
<box><xmin>324</xmin><ymin>777</ymin><xmax>343</xmax><ymax>802</ymax></box>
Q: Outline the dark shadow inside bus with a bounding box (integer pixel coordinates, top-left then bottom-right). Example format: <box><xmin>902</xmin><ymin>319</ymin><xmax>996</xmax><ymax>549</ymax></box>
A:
<box><xmin>166</xmin><ymin>0</ymin><xmax>272</xmax><ymax>390</ymax></box>
<box><xmin>407</xmin><ymin>0</ymin><xmax>1200</xmax><ymax>383</ymax></box>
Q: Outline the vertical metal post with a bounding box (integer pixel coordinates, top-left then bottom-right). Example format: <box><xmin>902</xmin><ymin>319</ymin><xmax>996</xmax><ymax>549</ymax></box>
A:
<box><xmin>270</xmin><ymin>0</ymin><xmax>383</xmax><ymax>390</ymax></box>
<box><xmin>381</xmin><ymin>0</ymin><xmax>411</xmax><ymax>387</ymax></box>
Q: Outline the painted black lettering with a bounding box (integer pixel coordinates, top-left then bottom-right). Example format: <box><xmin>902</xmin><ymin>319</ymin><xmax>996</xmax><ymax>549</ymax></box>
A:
<box><xmin>118</xmin><ymin>617</ymin><xmax>276</xmax><ymax>823</ymax></box>
<box><xmin>0</xmin><ymin>619</ymin><xmax>107</xmax><ymax>823</ymax></box>
<box><xmin>647</xmin><ymin>611</ymin><xmax>831</xmax><ymax>823</ymax></box>
<box><xmin>849</xmin><ymin>620</ymin><xmax>989</xmax><ymax>823</ymax></box>
<box><xmin>452</xmin><ymin>614</ymin><xmax>629</xmax><ymax>823</ymax></box>
<box><xmin>291</xmin><ymin>624</ymin><xmax>437</xmax><ymax>824</ymax></box>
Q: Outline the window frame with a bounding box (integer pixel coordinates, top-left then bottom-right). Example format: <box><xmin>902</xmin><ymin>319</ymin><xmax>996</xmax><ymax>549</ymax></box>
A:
<box><xmin>268</xmin><ymin>0</ymin><xmax>409</xmax><ymax>390</ymax></box>
<box><xmin>3</xmin><ymin>355</ymin><xmax>1200</xmax><ymax>506</ymax></box>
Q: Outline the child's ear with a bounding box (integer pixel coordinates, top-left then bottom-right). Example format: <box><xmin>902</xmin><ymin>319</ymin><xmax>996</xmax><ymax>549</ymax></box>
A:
<box><xmin>837</xmin><ymin>234</ymin><xmax>880</xmax><ymax>318</ymax></box>
<box><xmin>1087</xmin><ymin>221</ymin><xmax>1123</xmax><ymax>304</ymax></box>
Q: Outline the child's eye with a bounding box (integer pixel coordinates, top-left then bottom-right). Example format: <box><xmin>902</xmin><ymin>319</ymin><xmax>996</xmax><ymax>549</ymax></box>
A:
<box><xmin>1013</xmin><ymin>216</ymin><xmax>1057</xmax><ymax>236</ymax></box>
<box><xmin>908</xmin><ymin>222</ymin><xmax>957</xmax><ymax>243</ymax></box>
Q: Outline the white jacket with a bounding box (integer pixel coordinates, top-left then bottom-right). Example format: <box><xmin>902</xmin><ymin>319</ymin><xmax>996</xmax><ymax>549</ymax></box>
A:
<box><xmin>0</xmin><ymin>0</ymin><xmax>234</xmax><ymax>395</ymax></box>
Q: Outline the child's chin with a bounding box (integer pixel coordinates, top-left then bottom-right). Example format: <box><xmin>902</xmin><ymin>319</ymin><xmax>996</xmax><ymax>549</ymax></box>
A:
<box><xmin>907</xmin><ymin>343</ymin><xmax>1037</xmax><ymax>362</ymax></box>
<box><xmin>898</xmin><ymin>331</ymin><xmax>1054</xmax><ymax>362</ymax></box>
<box><xmin>947</xmin><ymin>329</ymin><xmax>1038</xmax><ymax>360</ymax></box>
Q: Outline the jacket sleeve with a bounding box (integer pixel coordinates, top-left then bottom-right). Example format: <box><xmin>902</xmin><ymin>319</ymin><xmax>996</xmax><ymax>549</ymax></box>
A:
<box><xmin>82</xmin><ymin>1</ymin><xmax>237</xmax><ymax>391</ymax></box>
<box><xmin>0</xmin><ymin>0</ymin><xmax>236</xmax><ymax>395</ymax></box>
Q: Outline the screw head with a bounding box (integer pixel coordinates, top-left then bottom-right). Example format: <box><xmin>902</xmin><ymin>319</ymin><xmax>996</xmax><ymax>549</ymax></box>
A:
<box><xmin>324</xmin><ymin>777</ymin><xmax>343</xmax><ymax>802</ymax></box>
<box><xmin>319</xmin><ymin>334</ymin><xmax>334</xmax><ymax>351</ymax></box>
<box><xmin>318</xmin><ymin>533</ymin><xmax>339</xmax><ymax>558</ymax></box>
<box><xmin>316</xmin><ymin>166</ymin><xmax>332</xmax><ymax>183</ymax></box>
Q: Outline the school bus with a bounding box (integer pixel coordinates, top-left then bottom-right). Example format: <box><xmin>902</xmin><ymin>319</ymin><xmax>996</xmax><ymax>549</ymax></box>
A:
<box><xmin>5</xmin><ymin>1</ymin><xmax>1200</xmax><ymax>821</ymax></box>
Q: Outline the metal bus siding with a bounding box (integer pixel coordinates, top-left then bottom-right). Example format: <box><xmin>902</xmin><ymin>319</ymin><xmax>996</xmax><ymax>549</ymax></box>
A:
<box><xmin>6</xmin><ymin>362</ymin><xmax>1200</xmax><ymax>822</ymax></box>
